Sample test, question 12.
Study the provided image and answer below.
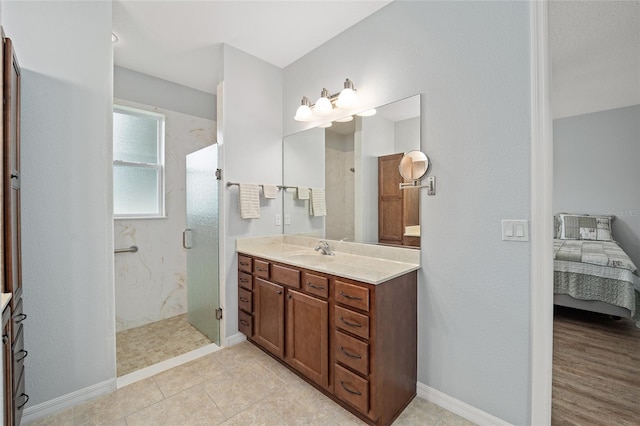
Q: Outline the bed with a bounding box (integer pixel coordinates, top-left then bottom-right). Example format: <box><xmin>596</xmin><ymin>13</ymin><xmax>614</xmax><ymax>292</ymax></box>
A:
<box><xmin>553</xmin><ymin>214</ymin><xmax>640</xmax><ymax>326</ymax></box>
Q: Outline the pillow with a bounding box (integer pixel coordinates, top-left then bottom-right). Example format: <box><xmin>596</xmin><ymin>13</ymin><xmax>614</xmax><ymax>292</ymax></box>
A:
<box><xmin>558</xmin><ymin>213</ymin><xmax>613</xmax><ymax>241</ymax></box>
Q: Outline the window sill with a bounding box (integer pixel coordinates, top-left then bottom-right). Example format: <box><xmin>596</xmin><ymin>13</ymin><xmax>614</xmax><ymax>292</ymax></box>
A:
<box><xmin>114</xmin><ymin>216</ymin><xmax>168</xmax><ymax>221</ymax></box>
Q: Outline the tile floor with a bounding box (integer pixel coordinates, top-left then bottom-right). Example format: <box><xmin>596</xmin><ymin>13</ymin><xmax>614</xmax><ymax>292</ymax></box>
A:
<box><xmin>117</xmin><ymin>314</ymin><xmax>212</xmax><ymax>376</ymax></box>
<box><xmin>30</xmin><ymin>341</ymin><xmax>475</xmax><ymax>425</ymax></box>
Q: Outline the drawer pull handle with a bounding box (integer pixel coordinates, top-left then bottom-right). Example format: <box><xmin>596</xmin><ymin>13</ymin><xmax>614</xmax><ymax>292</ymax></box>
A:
<box><xmin>256</xmin><ymin>267</ymin><xmax>266</xmax><ymax>272</ymax></box>
<box><xmin>340</xmin><ymin>346</ymin><xmax>362</xmax><ymax>359</ymax></box>
<box><xmin>16</xmin><ymin>349</ymin><xmax>28</xmax><ymax>362</ymax></box>
<box><xmin>15</xmin><ymin>313</ymin><xmax>27</xmax><ymax>323</ymax></box>
<box><xmin>239</xmin><ymin>297</ymin><xmax>249</xmax><ymax>303</ymax></box>
<box><xmin>2</xmin><ymin>334</ymin><xmax>7</xmax><ymax>344</ymax></box>
<box><xmin>240</xmin><ymin>278</ymin><xmax>249</xmax><ymax>283</ymax></box>
<box><xmin>339</xmin><ymin>291</ymin><xmax>362</xmax><ymax>301</ymax></box>
<box><xmin>239</xmin><ymin>262</ymin><xmax>249</xmax><ymax>266</ymax></box>
<box><xmin>307</xmin><ymin>282</ymin><xmax>325</xmax><ymax>290</ymax></box>
<box><xmin>17</xmin><ymin>393</ymin><xmax>29</xmax><ymax>410</ymax></box>
<box><xmin>340</xmin><ymin>381</ymin><xmax>362</xmax><ymax>396</ymax></box>
<box><xmin>340</xmin><ymin>317</ymin><xmax>362</xmax><ymax>328</ymax></box>
<box><xmin>240</xmin><ymin>319</ymin><xmax>250</xmax><ymax>326</ymax></box>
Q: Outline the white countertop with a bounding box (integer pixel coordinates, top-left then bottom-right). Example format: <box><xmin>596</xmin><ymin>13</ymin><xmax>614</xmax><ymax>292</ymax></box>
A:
<box><xmin>1</xmin><ymin>293</ymin><xmax>11</xmax><ymax>313</ymax></box>
<box><xmin>237</xmin><ymin>235</ymin><xmax>420</xmax><ymax>285</ymax></box>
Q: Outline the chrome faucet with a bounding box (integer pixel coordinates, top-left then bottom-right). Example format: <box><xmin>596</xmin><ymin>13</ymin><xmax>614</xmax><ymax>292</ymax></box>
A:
<box><xmin>315</xmin><ymin>240</ymin><xmax>335</xmax><ymax>256</ymax></box>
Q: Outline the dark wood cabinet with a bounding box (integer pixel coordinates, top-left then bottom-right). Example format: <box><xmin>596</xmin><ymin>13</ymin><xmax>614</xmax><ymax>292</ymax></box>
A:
<box><xmin>253</xmin><ymin>278</ymin><xmax>285</xmax><ymax>358</ymax></box>
<box><xmin>2</xmin><ymin>303</ymin><xmax>11</xmax><ymax>426</ymax></box>
<box><xmin>285</xmin><ymin>289</ymin><xmax>328</xmax><ymax>388</ymax></box>
<box><xmin>378</xmin><ymin>153</ymin><xmax>420</xmax><ymax>247</ymax></box>
<box><xmin>237</xmin><ymin>253</ymin><xmax>417</xmax><ymax>426</ymax></box>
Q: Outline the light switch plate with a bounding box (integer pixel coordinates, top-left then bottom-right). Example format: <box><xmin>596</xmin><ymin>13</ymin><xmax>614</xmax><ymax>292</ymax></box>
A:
<box><xmin>502</xmin><ymin>219</ymin><xmax>529</xmax><ymax>241</ymax></box>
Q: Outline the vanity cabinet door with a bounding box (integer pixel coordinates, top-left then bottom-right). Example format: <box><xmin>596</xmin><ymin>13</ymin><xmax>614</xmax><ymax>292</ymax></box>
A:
<box><xmin>285</xmin><ymin>290</ymin><xmax>328</xmax><ymax>388</ymax></box>
<box><xmin>253</xmin><ymin>278</ymin><xmax>284</xmax><ymax>358</ymax></box>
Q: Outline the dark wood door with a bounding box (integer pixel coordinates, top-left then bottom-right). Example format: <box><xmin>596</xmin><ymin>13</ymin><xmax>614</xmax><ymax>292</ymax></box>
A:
<box><xmin>285</xmin><ymin>289</ymin><xmax>329</xmax><ymax>388</ymax></box>
<box><xmin>254</xmin><ymin>278</ymin><xmax>284</xmax><ymax>358</ymax></box>
<box><xmin>378</xmin><ymin>153</ymin><xmax>404</xmax><ymax>245</ymax></box>
<box><xmin>3</xmin><ymin>37</ymin><xmax>20</xmax><ymax>307</ymax></box>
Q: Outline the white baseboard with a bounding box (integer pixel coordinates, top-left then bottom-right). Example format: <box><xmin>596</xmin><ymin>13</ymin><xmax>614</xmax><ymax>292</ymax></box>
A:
<box><xmin>417</xmin><ymin>382</ymin><xmax>512</xmax><ymax>426</ymax></box>
<box><xmin>224</xmin><ymin>332</ymin><xmax>246</xmax><ymax>347</ymax></box>
<box><xmin>22</xmin><ymin>378</ymin><xmax>116</xmax><ymax>424</ymax></box>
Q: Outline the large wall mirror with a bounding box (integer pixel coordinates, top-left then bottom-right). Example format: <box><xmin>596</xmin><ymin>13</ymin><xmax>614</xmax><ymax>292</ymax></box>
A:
<box><xmin>282</xmin><ymin>94</ymin><xmax>421</xmax><ymax>248</ymax></box>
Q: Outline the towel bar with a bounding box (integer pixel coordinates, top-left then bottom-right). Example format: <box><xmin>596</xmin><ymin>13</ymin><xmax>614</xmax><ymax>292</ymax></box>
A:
<box><xmin>115</xmin><ymin>245</ymin><xmax>138</xmax><ymax>254</ymax></box>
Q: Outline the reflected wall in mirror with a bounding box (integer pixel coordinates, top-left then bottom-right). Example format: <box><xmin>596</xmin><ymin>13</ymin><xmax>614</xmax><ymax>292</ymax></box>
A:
<box><xmin>283</xmin><ymin>95</ymin><xmax>421</xmax><ymax>247</ymax></box>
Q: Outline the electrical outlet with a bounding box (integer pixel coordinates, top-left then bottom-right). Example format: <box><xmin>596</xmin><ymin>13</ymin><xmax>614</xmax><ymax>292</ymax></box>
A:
<box><xmin>284</xmin><ymin>214</ymin><xmax>291</xmax><ymax>225</ymax></box>
<box><xmin>275</xmin><ymin>214</ymin><xmax>282</xmax><ymax>226</ymax></box>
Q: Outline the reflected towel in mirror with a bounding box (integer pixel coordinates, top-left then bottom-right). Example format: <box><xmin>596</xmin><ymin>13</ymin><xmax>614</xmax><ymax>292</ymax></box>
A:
<box><xmin>296</xmin><ymin>187</ymin><xmax>310</xmax><ymax>200</ymax></box>
<box><xmin>310</xmin><ymin>188</ymin><xmax>326</xmax><ymax>217</ymax></box>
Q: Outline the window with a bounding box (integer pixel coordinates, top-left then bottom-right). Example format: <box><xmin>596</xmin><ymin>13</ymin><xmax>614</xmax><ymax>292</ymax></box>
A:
<box><xmin>113</xmin><ymin>105</ymin><xmax>165</xmax><ymax>218</ymax></box>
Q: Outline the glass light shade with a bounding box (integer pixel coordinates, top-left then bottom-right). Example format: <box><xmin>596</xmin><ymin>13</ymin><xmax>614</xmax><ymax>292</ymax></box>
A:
<box><xmin>314</xmin><ymin>96</ymin><xmax>333</xmax><ymax>115</ymax></box>
<box><xmin>318</xmin><ymin>122</ymin><xmax>332</xmax><ymax>128</ymax></box>
<box><xmin>356</xmin><ymin>109</ymin><xmax>377</xmax><ymax>117</ymax></box>
<box><xmin>335</xmin><ymin>116</ymin><xmax>353</xmax><ymax>123</ymax></box>
<box><xmin>294</xmin><ymin>104</ymin><xmax>313</xmax><ymax>121</ymax></box>
<box><xmin>336</xmin><ymin>88</ymin><xmax>359</xmax><ymax>109</ymax></box>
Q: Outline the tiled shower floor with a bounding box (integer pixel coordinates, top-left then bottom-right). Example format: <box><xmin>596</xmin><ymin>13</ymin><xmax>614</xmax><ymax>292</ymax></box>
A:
<box><xmin>116</xmin><ymin>313</ymin><xmax>212</xmax><ymax>376</ymax></box>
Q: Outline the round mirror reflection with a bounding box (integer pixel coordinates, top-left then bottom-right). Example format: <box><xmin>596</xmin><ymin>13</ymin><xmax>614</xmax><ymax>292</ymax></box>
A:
<box><xmin>399</xmin><ymin>150</ymin><xmax>429</xmax><ymax>181</ymax></box>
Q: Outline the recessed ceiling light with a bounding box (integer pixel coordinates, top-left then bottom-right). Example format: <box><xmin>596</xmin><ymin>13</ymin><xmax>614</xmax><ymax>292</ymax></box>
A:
<box><xmin>111</xmin><ymin>32</ymin><xmax>119</xmax><ymax>43</ymax></box>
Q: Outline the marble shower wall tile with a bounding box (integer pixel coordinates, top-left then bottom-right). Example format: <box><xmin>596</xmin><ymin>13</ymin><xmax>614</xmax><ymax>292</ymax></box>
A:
<box><xmin>114</xmin><ymin>99</ymin><xmax>216</xmax><ymax>332</ymax></box>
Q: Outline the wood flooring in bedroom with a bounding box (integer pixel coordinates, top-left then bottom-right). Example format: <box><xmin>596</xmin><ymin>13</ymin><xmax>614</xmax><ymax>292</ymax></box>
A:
<box><xmin>552</xmin><ymin>306</ymin><xmax>640</xmax><ymax>425</ymax></box>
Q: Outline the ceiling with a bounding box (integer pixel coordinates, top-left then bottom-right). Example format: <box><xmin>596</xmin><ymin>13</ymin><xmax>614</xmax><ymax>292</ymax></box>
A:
<box><xmin>549</xmin><ymin>1</ymin><xmax>640</xmax><ymax>118</ymax></box>
<box><xmin>113</xmin><ymin>1</ymin><xmax>640</xmax><ymax>118</ymax></box>
<box><xmin>112</xmin><ymin>0</ymin><xmax>392</xmax><ymax>94</ymax></box>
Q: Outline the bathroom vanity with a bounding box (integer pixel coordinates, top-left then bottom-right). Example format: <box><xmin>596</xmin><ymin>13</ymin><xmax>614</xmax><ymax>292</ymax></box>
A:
<box><xmin>236</xmin><ymin>236</ymin><xmax>419</xmax><ymax>426</ymax></box>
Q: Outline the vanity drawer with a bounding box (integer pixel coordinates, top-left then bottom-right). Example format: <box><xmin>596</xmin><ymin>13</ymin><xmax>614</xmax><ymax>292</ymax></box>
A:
<box><xmin>238</xmin><ymin>255</ymin><xmax>253</xmax><ymax>273</ymax></box>
<box><xmin>271</xmin><ymin>263</ymin><xmax>301</xmax><ymax>289</ymax></box>
<box><xmin>334</xmin><ymin>363</ymin><xmax>369</xmax><ymax>414</ymax></box>
<box><xmin>335</xmin><ymin>330</ymin><xmax>369</xmax><ymax>376</ymax></box>
<box><xmin>335</xmin><ymin>306</ymin><xmax>370</xmax><ymax>340</ymax></box>
<box><xmin>238</xmin><ymin>310</ymin><xmax>253</xmax><ymax>337</ymax></box>
<box><xmin>335</xmin><ymin>280</ymin><xmax>370</xmax><ymax>312</ymax></box>
<box><xmin>238</xmin><ymin>287</ymin><xmax>253</xmax><ymax>313</ymax></box>
<box><xmin>303</xmin><ymin>272</ymin><xmax>329</xmax><ymax>298</ymax></box>
<box><xmin>238</xmin><ymin>271</ymin><xmax>253</xmax><ymax>290</ymax></box>
<box><xmin>254</xmin><ymin>259</ymin><xmax>270</xmax><ymax>279</ymax></box>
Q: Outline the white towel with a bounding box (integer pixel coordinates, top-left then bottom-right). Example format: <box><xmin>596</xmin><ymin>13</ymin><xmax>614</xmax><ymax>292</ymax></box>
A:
<box><xmin>239</xmin><ymin>183</ymin><xmax>260</xmax><ymax>219</ymax></box>
<box><xmin>262</xmin><ymin>184</ymin><xmax>278</xmax><ymax>199</ymax></box>
<box><xmin>309</xmin><ymin>188</ymin><xmax>327</xmax><ymax>217</ymax></box>
<box><xmin>296</xmin><ymin>187</ymin><xmax>310</xmax><ymax>200</ymax></box>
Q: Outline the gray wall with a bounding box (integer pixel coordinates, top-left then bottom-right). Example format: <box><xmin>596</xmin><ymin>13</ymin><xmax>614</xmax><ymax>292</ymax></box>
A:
<box><xmin>2</xmin><ymin>0</ymin><xmax>115</xmax><ymax>407</ymax></box>
<box><xmin>284</xmin><ymin>2</ymin><xmax>532</xmax><ymax>424</ymax></box>
<box><xmin>114</xmin><ymin>66</ymin><xmax>216</xmax><ymax>120</ymax></box>
<box><xmin>220</xmin><ymin>44</ymin><xmax>283</xmax><ymax>341</ymax></box>
<box><xmin>554</xmin><ymin>105</ymin><xmax>640</xmax><ymax>266</ymax></box>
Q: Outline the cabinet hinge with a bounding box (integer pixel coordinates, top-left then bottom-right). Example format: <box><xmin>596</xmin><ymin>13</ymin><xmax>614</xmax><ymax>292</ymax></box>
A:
<box><xmin>215</xmin><ymin>307</ymin><xmax>223</xmax><ymax>320</ymax></box>
<box><xmin>215</xmin><ymin>169</ymin><xmax>222</xmax><ymax>180</ymax></box>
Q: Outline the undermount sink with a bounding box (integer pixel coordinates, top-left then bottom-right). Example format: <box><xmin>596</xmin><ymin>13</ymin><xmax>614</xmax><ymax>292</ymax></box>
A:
<box><xmin>286</xmin><ymin>252</ymin><xmax>336</xmax><ymax>265</ymax></box>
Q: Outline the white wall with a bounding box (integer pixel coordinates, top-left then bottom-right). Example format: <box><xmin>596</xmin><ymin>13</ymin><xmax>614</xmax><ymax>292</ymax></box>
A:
<box><xmin>113</xmin><ymin>99</ymin><xmax>216</xmax><ymax>331</ymax></box>
<box><xmin>114</xmin><ymin>66</ymin><xmax>216</xmax><ymax>120</ymax></box>
<box><xmin>220</xmin><ymin>45</ymin><xmax>283</xmax><ymax>341</ymax></box>
<box><xmin>395</xmin><ymin>116</ymin><xmax>420</xmax><ymax>154</ymax></box>
<box><xmin>284</xmin><ymin>2</ymin><xmax>532</xmax><ymax>424</ymax></box>
<box><xmin>1</xmin><ymin>0</ymin><xmax>115</xmax><ymax>407</ymax></box>
<box><xmin>554</xmin><ymin>105</ymin><xmax>640</xmax><ymax>266</ymax></box>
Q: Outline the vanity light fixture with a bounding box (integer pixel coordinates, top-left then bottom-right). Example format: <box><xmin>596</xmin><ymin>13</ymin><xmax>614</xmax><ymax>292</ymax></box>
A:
<box><xmin>294</xmin><ymin>78</ymin><xmax>361</xmax><ymax>122</ymax></box>
<box><xmin>294</xmin><ymin>97</ymin><xmax>313</xmax><ymax>122</ymax></box>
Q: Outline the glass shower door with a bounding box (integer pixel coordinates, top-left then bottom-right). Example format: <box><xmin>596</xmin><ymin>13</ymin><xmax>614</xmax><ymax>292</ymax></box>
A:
<box><xmin>185</xmin><ymin>144</ymin><xmax>220</xmax><ymax>344</ymax></box>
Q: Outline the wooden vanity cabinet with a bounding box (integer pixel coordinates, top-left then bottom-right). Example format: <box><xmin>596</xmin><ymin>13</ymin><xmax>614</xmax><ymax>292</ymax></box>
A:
<box><xmin>237</xmin><ymin>253</ymin><xmax>417</xmax><ymax>426</ymax></box>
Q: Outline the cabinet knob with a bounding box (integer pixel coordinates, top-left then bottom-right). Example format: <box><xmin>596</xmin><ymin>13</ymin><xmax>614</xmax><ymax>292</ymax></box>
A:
<box><xmin>276</xmin><ymin>290</ymin><xmax>282</xmax><ymax>295</ymax></box>
<box><xmin>287</xmin><ymin>294</ymin><xmax>292</xmax><ymax>300</ymax></box>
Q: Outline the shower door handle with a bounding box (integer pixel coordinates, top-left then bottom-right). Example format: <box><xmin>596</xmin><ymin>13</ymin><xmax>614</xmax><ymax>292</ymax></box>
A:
<box><xmin>183</xmin><ymin>229</ymin><xmax>193</xmax><ymax>249</ymax></box>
